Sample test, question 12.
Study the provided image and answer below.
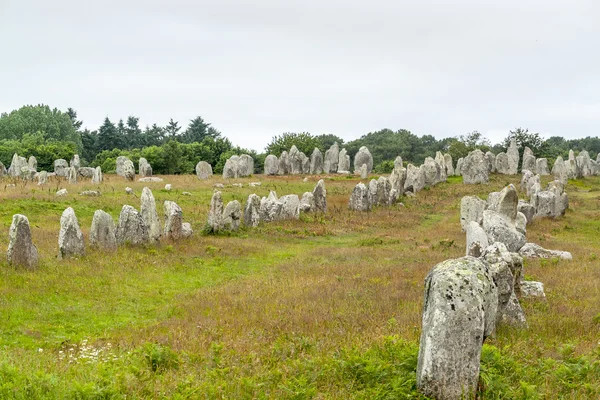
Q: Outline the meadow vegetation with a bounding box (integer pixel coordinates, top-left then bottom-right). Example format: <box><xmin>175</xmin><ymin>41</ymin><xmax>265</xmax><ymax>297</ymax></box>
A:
<box><xmin>0</xmin><ymin>173</ymin><xmax>599</xmax><ymax>398</ymax></box>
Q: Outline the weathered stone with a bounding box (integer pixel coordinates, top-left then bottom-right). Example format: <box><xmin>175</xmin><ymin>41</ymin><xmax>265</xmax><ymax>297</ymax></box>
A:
<box><xmin>238</xmin><ymin>154</ymin><xmax>254</xmax><ymax>177</ymax></box>
<box><xmin>80</xmin><ymin>190</ymin><xmax>101</xmax><ymax>197</ymax></box>
<box><xmin>323</xmin><ymin>142</ymin><xmax>339</xmax><ymax>173</ymax></box>
<box><xmin>89</xmin><ymin>210</ymin><xmax>117</xmax><ymax>252</ymax></box>
<box><xmin>138</xmin><ymin>177</ymin><xmax>162</xmax><ymax>183</ymax></box>
<box><xmin>207</xmin><ymin>191</ymin><xmax>225</xmax><ymax>233</ymax></box>
<box><xmin>222</xmin><ymin>200</ymin><xmax>242</xmax><ymax>231</ymax></box>
<box><xmin>68</xmin><ymin>166</ymin><xmax>78</xmax><ymax>184</ymax></box>
<box><xmin>7</xmin><ymin>214</ymin><xmax>38</xmax><ymax>269</ymax></box>
<box><xmin>299</xmin><ymin>192</ymin><xmax>315</xmax><ymax>212</ymax></box>
<box><xmin>338</xmin><ymin>148</ymin><xmax>351</xmax><ymax>173</ymax></box>
<box><xmin>116</xmin><ymin>205</ymin><xmax>149</xmax><ymax>246</ymax></box>
<box><xmin>259</xmin><ymin>195</ymin><xmax>283</xmax><ymax>223</ymax></box>
<box><xmin>165</xmin><ymin>184</ymin><xmax>172</xmax><ymax>191</ymax></box>
<box><xmin>404</xmin><ymin>164</ymin><xmax>425</xmax><ymax>193</ymax></box>
<box><xmin>482</xmin><ymin>210</ymin><xmax>526</xmax><ymax>252</ymax></box>
<box><xmin>163</xmin><ymin>200</ymin><xmax>184</xmax><ymax>240</ymax></box>
<box><xmin>389</xmin><ymin>160</ymin><xmax>406</xmax><ymax>195</ymax></box>
<box><xmin>422</xmin><ymin>157</ymin><xmax>441</xmax><ymax>186</ymax></box>
<box><xmin>58</xmin><ymin>207</ymin><xmax>85</xmax><ymax>259</ymax></box>
<box><xmin>8</xmin><ymin>154</ymin><xmax>28</xmax><ymax>178</ymax></box>
<box><xmin>289</xmin><ymin>145</ymin><xmax>306</xmax><ymax>175</ymax></box>
<box><xmin>54</xmin><ymin>159</ymin><xmax>69</xmax><ymax>177</ymax></box>
<box><xmin>462</xmin><ymin>149</ymin><xmax>489</xmax><ymax>184</ymax></box>
<box><xmin>577</xmin><ymin>150</ymin><xmax>592</xmax><ymax>177</ymax></box>
<box><xmin>547</xmin><ymin>180</ymin><xmax>569</xmax><ymax>216</ymax></box>
<box><xmin>519</xmin><ymin>242</ymin><xmax>572</xmax><ymax>260</ymax></box>
<box><xmin>141</xmin><ymin>187</ymin><xmax>161</xmax><ymax>242</ymax></box>
<box><xmin>92</xmin><ymin>166</ymin><xmax>103</xmax><ymax>184</ymax></box>
<box><xmin>521</xmin><ymin>147</ymin><xmax>536</xmax><ymax>173</ymax></box>
<box><xmin>520</xmin><ymin>281</ymin><xmax>546</xmax><ymax>300</ymax></box>
<box><xmin>309</xmin><ymin>148</ymin><xmax>323</xmax><ymax>174</ymax></box>
<box><xmin>460</xmin><ymin>195</ymin><xmax>487</xmax><ymax>231</ymax></box>
<box><xmin>277</xmin><ymin>151</ymin><xmax>290</xmax><ymax>175</ymax></box>
<box><xmin>123</xmin><ymin>160</ymin><xmax>135</xmax><ymax>181</ymax></box>
<box><xmin>37</xmin><ymin>171</ymin><xmax>48</xmax><ymax>185</ymax></box>
<box><xmin>536</xmin><ymin>158</ymin><xmax>550</xmax><ymax>175</ymax></box>
<box><xmin>353</xmin><ymin>146</ymin><xmax>373</xmax><ymax>174</ymax></box>
<box><xmin>349</xmin><ymin>182</ymin><xmax>370</xmax><ymax>211</ymax></box>
<box><xmin>0</xmin><ymin>162</ymin><xmax>6</xmax><ymax>176</ymax></box>
<box><xmin>264</xmin><ymin>155</ymin><xmax>279</xmax><ymax>175</ymax></box>
<box><xmin>78</xmin><ymin>167</ymin><xmax>95</xmax><ymax>178</ymax></box>
<box><xmin>182</xmin><ymin>222</ymin><xmax>193</xmax><ymax>238</ymax></box>
<box><xmin>125</xmin><ymin>187</ymin><xmax>134</xmax><ymax>195</ymax></box>
<box><xmin>116</xmin><ymin>156</ymin><xmax>129</xmax><ymax>176</ymax></box>
<box><xmin>28</xmin><ymin>156</ymin><xmax>37</xmax><ymax>172</ymax></box>
<box><xmin>435</xmin><ymin>151</ymin><xmax>448</xmax><ymax>182</ymax></box>
<box><xmin>70</xmin><ymin>154</ymin><xmax>80</xmax><ymax>170</ymax></box>
<box><xmin>359</xmin><ymin>163</ymin><xmax>368</xmax><ymax>179</ymax></box>
<box><xmin>456</xmin><ymin>157</ymin><xmax>464</xmax><ymax>176</ymax></box>
<box><xmin>520</xmin><ymin>170</ymin><xmax>539</xmax><ymax>198</ymax></box>
<box><xmin>368</xmin><ymin>179</ymin><xmax>378</xmax><ymax>206</ymax></box>
<box><xmin>495</xmin><ymin>184</ymin><xmax>519</xmax><ymax>223</ymax></box>
<box><xmin>551</xmin><ymin>156</ymin><xmax>568</xmax><ymax>183</ymax></box>
<box><xmin>139</xmin><ymin>157</ymin><xmax>152</xmax><ymax>177</ymax></box>
<box><xmin>485</xmin><ymin>152</ymin><xmax>496</xmax><ymax>173</ymax></box>
<box><xmin>223</xmin><ymin>156</ymin><xmax>239</xmax><ymax>179</ymax></box>
<box><xmin>56</xmin><ymin>188</ymin><xmax>68</xmax><ymax>197</ymax></box>
<box><xmin>417</xmin><ymin>257</ymin><xmax>498</xmax><ymax>400</ymax></box>
<box><xmin>507</xmin><ymin>138</ymin><xmax>519</xmax><ymax>174</ymax></box>
<box><xmin>279</xmin><ymin>195</ymin><xmax>300</xmax><ymax>220</ymax></box>
<box><xmin>517</xmin><ymin>200</ymin><xmax>536</xmax><ymax>224</ymax></box>
<box><xmin>243</xmin><ymin>194</ymin><xmax>261</xmax><ymax>227</ymax></box>
<box><xmin>466</xmin><ymin>221</ymin><xmax>488</xmax><ymax>257</ymax></box>
<box><xmin>515</xmin><ymin>212</ymin><xmax>527</xmax><ymax>234</ymax></box>
<box><xmin>444</xmin><ymin>153</ymin><xmax>455</xmax><ymax>176</ymax></box>
<box><xmin>495</xmin><ymin>152</ymin><xmax>509</xmax><ymax>174</ymax></box>
<box><xmin>312</xmin><ymin>179</ymin><xmax>327</xmax><ymax>212</ymax></box>
<box><xmin>249</xmin><ymin>182</ymin><xmax>261</xmax><ymax>187</ymax></box>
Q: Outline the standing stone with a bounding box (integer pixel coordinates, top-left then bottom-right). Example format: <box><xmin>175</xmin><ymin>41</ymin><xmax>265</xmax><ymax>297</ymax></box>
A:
<box><xmin>444</xmin><ymin>153</ymin><xmax>455</xmax><ymax>176</ymax></box>
<box><xmin>223</xmin><ymin>156</ymin><xmax>239</xmax><ymax>179</ymax></box>
<box><xmin>37</xmin><ymin>171</ymin><xmax>48</xmax><ymax>185</ymax></box>
<box><xmin>264</xmin><ymin>155</ymin><xmax>279</xmax><ymax>175</ymax></box>
<box><xmin>141</xmin><ymin>187</ymin><xmax>161</xmax><ymax>242</ymax></box>
<box><xmin>222</xmin><ymin>200</ymin><xmax>242</xmax><ymax>231</ymax></box>
<box><xmin>551</xmin><ymin>156</ymin><xmax>568</xmax><ymax>183</ymax></box>
<box><xmin>422</xmin><ymin>157</ymin><xmax>442</xmax><ymax>186</ymax></box>
<box><xmin>353</xmin><ymin>146</ymin><xmax>373</xmax><ymax>174</ymax></box>
<box><xmin>54</xmin><ymin>159</ymin><xmax>69</xmax><ymax>177</ymax></box>
<box><xmin>462</xmin><ymin>149</ymin><xmax>489</xmax><ymax>184</ymax></box>
<box><xmin>139</xmin><ymin>158</ymin><xmax>152</xmax><ymax>177</ymax></box>
<box><xmin>521</xmin><ymin>147</ymin><xmax>536</xmax><ymax>173</ymax></box>
<box><xmin>278</xmin><ymin>151</ymin><xmax>290</xmax><ymax>175</ymax></box>
<box><xmin>116</xmin><ymin>205</ymin><xmax>149</xmax><ymax>246</ymax></box>
<box><xmin>389</xmin><ymin>158</ymin><xmax>406</xmax><ymax>195</ymax></box>
<box><xmin>163</xmin><ymin>201</ymin><xmax>184</xmax><ymax>240</ymax></box>
<box><xmin>182</xmin><ymin>223</ymin><xmax>193</xmax><ymax>238</ymax></box>
<box><xmin>70</xmin><ymin>154</ymin><xmax>80</xmax><ymax>170</ymax></box>
<box><xmin>28</xmin><ymin>156</ymin><xmax>37</xmax><ymax>172</ymax></box>
<box><xmin>8</xmin><ymin>154</ymin><xmax>28</xmax><ymax>177</ymax></box>
<box><xmin>349</xmin><ymin>182</ymin><xmax>371</xmax><ymax>211</ymax></box>
<box><xmin>435</xmin><ymin>151</ymin><xmax>447</xmax><ymax>182</ymax></box>
<box><xmin>417</xmin><ymin>257</ymin><xmax>498</xmax><ymax>400</ymax></box>
<box><xmin>89</xmin><ymin>210</ymin><xmax>117</xmax><ymax>252</ymax></box>
<box><xmin>483</xmin><ymin>210</ymin><xmax>526</xmax><ymax>252</ymax></box>
<box><xmin>309</xmin><ymin>148</ymin><xmax>323</xmax><ymax>174</ymax></box>
<box><xmin>123</xmin><ymin>160</ymin><xmax>135</xmax><ymax>181</ymax></box>
<box><xmin>359</xmin><ymin>163</ymin><xmax>368</xmax><ymax>179</ymax></box>
<box><xmin>301</xmin><ymin>152</ymin><xmax>310</xmax><ymax>174</ymax></box>
<box><xmin>466</xmin><ymin>221</ymin><xmax>489</xmax><ymax>257</ymax></box>
<box><xmin>456</xmin><ymin>157</ymin><xmax>464</xmax><ymax>176</ymax></box>
<box><xmin>507</xmin><ymin>138</ymin><xmax>519</xmax><ymax>174</ymax></box>
<box><xmin>68</xmin><ymin>166</ymin><xmax>78</xmax><ymax>184</ymax></box>
<box><xmin>312</xmin><ymin>179</ymin><xmax>327</xmax><ymax>213</ymax></box>
<box><xmin>536</xmin><ymin>158</ymin><xmax>550</xmax><ymax>175</ymax></box>
<box><xmin>323</xmin><ymin>142</ymin><xmax>339</xmax><ymax>173</ymax></box>
<box><xmin>208</xmin><ymin>191</ymin><xmax>224</xmax><ymax>232</ymax></box>
<box><xmin>485</xmin><ymin>152</ymin><xmax>496</xmax><ymax>173</ymax></box>
<box><xmin>58</xmin><ymin>207</ymin><xmax>85</xmax><ymax>259</ymax></box>
<box><xmin>338</xmin><ymin>148</ymin><xmax>351</xmax><ymax>173</ymax></box>
<box><xmin>259</xmin><ymin>194</ymin><xmax>284</xmax><ymax>222</ymax></box>
<box><xmin>495</xmin><ymin>152</ymin><xmax>509</xmax><ymax>174</ymax></box>
<box><xmin>92</xmin><ymin>166</ymin><xmax>103</xmax><ymax>184</ymax></box>
<box><xmin>238</xmin><ymin>154</ymin><xmax>254</xmax><ymax>177</ymax></box>
<box><xmin>376</xmin><ymin>177</ymin><xmax>391</xmax><ymax>206</ymax></box>
<box><xmin>404</xmin><ymin>164</ymin><xmax>425</xmax><ymax>193</ymax></box>
<box><xmin>78</xmin><ymin>167</ymin><xmax>95</xmax><ymax>178</ymax></box>
<box><xmin>243</xmin><ymin>194</ymin><xmax>262</xmax><ymax>227</ymax></box>
<box><xmin>518</xmin><ymin>200</ymin><xmax>536</xmax><ymax>224</ymax></box>
<box><xmin>0</xmin><ymin>162</ymin><xmax>6</xmax><ymax>177</ymax></box>
<box><xmin>368</xmin><ymin>179</ymin><xmax>379</xmax><ymax>206</ymax></box>
<box><xmin>7</xmin><ymin>214</ymin><xmax>38</xmax><ymax>269</ymax></box>
<box><xmin>279</xmin><ymin>195</ymin><xmax>300</xmax><ymax>220</ymax></box>
<box><xmin>195</xmin><ymin>161</ymin><xmax>213</xmax><ymax>179</ymax></box>
<box><xmin>460</xmin><ymin>195</ymin><xmax>487</xmax><ymax>231</ymax></box>
<box><xmin>116</xmin><ymin>156</ymin><xmax>129</xmax><ymax>176</ymax></box>
<box><xmin>300</xmin><ymin>192</ymin><xmax>315</xmax><ymax>212</ymax></box>
<box><xmin>288</xmin><ymin>146</ymin><xmax>305</xmax><ymax>175</ymax></box>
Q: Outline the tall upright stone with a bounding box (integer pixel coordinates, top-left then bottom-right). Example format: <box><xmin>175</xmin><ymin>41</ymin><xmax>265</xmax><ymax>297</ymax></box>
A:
<box><xmin>141</xmin><ymin>187</ymin><xmax>161</xmax><ymax>242</ymax></box>
<box><xmin>163</xmin><ymin>201</ymin><xmax>184</xmax><ymax>240</ymax></box>
<box><xmin>312</xmin><ymin>179</ymin><xmax>327</xmax><ymax>213</ymax></box>
<box><xmin>58</xmin><ymin>207</ymin><xmax>85</xmax><ymax>259</ymax></box>
<box><xmin>28</xmin><ymin>156</ymin><xmax>37</xmax><ymax>172</ymax></box>
<box><xmin>536</xmin><ymin>158</ymin><xmax>550</xmax><ymax>175</ymax></box>
<box><xmin>116</xmin><ymin>205</ymin><xmax>149</xmax><ymax>246</ymax></box>
<box><xmin>37</xmin><ymin>171</ymin><xmax>48</xmax><ymax>185</ymax></box>
<box><xmin>277</xmin><ymin>151</ymin><xmax>290</xmax><ymax>175</ymax></box>
<box><xmin>495</xmin><ymin>152</ymin><xmax>510</xmax><ymax>174</ymax></box>
<box><xmin>551</xmin><ymin>156</ymin><xmax>568</xmax><ymax>183</ymax></box>
<box><xmin>309</xmin><ymin>148</ymin><xmax>323</xmax><ymax>174</ymax></box>
<box><xmin>404</xmin><ymin>164</ymin><xmax>425</xmax><ymax>193</ymax></box>
<box><xmin>195</xmin><ymin>161</ymin><xmax>213</xmax><ymax>179</ymax></box>
<box><xmin>208</xmin><ymin>191</ymin><xmax>224</xmax><ymax>232</ymax></box>
<box><xmin>435</xmin><ymin>151</ymin><xmax>447</xmax><ymax>182</ymax></box>
<box><xmin>89</xmin><ymin>210</ymin><xmax>117</xmax><ymax>252</ymax></box>
<box><xmin>507</xmin><ymin>138</ymin><xmax>519</xmax><ymax>174</ymax></box>
<box><xmin>222</xmin><ymin>200</ymin><xmax>242</xmax><ymax>231</ymax></box>
<box><xmin>122</xmin><ymin>160</ymin><xmax>135</xmax><ymax>181</ymax></box>
<box><xmin>243</xmin><ymin>194</ymin><xmax>261</xmax><ymax>227</ymax></box>
<box><xmin>70</xmin><ymin>154</ymin><xmax>81</xmax><ymax>170</ymax></box>
<box><xmin>353</xmin><ymin>146</ymin><xmax>373</xmax><ymax>174</ymax></box>
<box><xmin>139</xmin><ymin>157</ymin><xmax>152</xmax><ymax>177</ymax></box>
<box><xmin>349</xmin><ymin>182</ymin><xmax>370</xmax><ymax>211</ymax></box>
<box><xmin>338</xmin><ymin>148</ymin><xmax>351</xmax><ymax>173</ymax></box>
<box><xmin>92</xmin><ymin>166</ymin><xmax>103</xmax><ymax>184</ymax></box>
<box><xmin>462</xmin><ymin>149</ymin><xmax>489</xmax><ymax>184</ymax></box>
<box><xmin>7</xmin><ymin>214</ymin><xmax>38</xmax><ymax>269</ymax></box>
<box><xmin>485</xmin><ymin>152</ymin><xmax>496</xmax><ymax>173</ymax></box>
<box><xmin>444</xmin><ymin>153</ymin><xmax>454</xmax><ymax>176</ymax></box>
<box><xmin>68</xmin><ymin>166</ymin><xmax>78</xmax><ymax>184</ymax></box>
<box><xmin>288</xmin><ymin>145</ymin><xmax>305</xmax><ymax>175</ymax></box>
<box><xmin>8</xmin><ymin>154</ymin><xmax>27</xmax><ymax>177</ymax></box>
<box><xmin>422</xmin><ymin>157</ymin><xmax>442</xmax><ymax>186</ymax></box>
<box><xmin>521</xmin><ymin>147</ymin><xmax>536</xmax><ymax>173</ymax></box>
<box><xmin>323</xmin><ymin>142</ymin><xmax>339</xmax><ymax>173</ymax></box>
<box><xmin>264</xmin><ymin>155</ymin><xmax>279</xmax><ymax>175</ymax></box>
<box><xmin>54</xmin><ymin>159</ymin><xmax>69</xmax><ymax>177</ymax></box>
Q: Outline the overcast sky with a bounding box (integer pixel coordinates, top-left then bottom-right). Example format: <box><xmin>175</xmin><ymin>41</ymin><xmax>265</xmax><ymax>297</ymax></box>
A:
<box><xmin>1</xmin><ymin>0</ymin><xmax>599</xmax><ymax>151</ymax></box>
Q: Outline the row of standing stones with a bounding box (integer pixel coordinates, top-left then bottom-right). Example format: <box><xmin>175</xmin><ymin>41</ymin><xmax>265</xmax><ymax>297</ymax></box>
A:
<box><xmin>417</xmin><ymin>183</ymin><xmax>572</xmax><ymax>399</ymax></box>
<box><xmin>6</xmin><ymin>180</ymin><xmax>328</xmax><ymax>269</ymax></box>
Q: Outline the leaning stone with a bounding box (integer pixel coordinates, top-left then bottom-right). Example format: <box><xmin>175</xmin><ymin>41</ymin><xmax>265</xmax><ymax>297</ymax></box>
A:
<box><xmin>37</xmin><ymin>171</ymin><xmax>48</xmax><ymax>185</ymax></box>
<box><xmin>56</xmin><ymin>188</ymin><xmax>68</xmax><ymax>197</ymax></box>
<box><xmin>58</xmin><ymin>207</ymin><xmax>85</xmax><ymax>259</ymax></box>
<box><xmin>417</xmin><ymin>256</ymin><xmax>497</xmax><ymax>400</ymax></box>
<box><xmin>116</xmin><ymin>205</ymin><xmax>149</xmax><ymax>246</ymax></box>
<box><xmin>244</xmin><ymin>194</ymin><xmax>262</xmax><ymax>227</ymax></box>
<box><xmin>141</xmin><ymin>187</ymin><xmax>161</xmax><ymax>242</ymax></box>
<box><xmin>460</xmin><ymin>195</ymin><xmax>487</xmax><ymax>232</ymax></box>
<box><xmin>163</xmin><ymin>200</ymin><xmax>184</xmax><ymax>240</ymax></box>
<box><xmin>466</xmin><ymin>221</ymin><xmax>488</xmax><ymax>257</ymax></box>
<box><xmin>208</xmin><ymin>191</ymin><xmax>224</xmax><ymax>232</ymax></box>
<box><xmin>7</xmin><ymin>214</ymin><xmax>38</xmax><ymax>269</ymax></box>
<box><xmin>89</xmin><ymin>210</ymin><xmax>117</xmax><ymax>252</ymax></box>
<box><xmin>518</xmin><ymin>243</ymin><xmax>572</xmax><ymax>260</ymax></box>
<box><xmin>312</xmin><ymin>179</ymin><xmax>327</xmax><ymax>212</ymax></box>
<box><xmin>349</xmin><ymin>182</ymin><xmax>370</xmax><ymax>211</ymax></box>
<box><xmin>222</xmin><ymin>200</ymin><xmax>242</xmax><ymax>231</ymax></box>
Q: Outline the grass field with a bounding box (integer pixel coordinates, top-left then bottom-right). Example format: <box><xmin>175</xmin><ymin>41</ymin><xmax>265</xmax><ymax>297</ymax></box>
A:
<box><xmin>0</xmin><ymin>172</ymin><xmax>599</xmax><ymax>399</ymax></box>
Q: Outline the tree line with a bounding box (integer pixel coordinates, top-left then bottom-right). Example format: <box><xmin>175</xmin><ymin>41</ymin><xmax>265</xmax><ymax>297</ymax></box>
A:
<box><xmin>1</xmin><ymin>104</ymin><xmax>599</xmax><ymax>174</ymax></box>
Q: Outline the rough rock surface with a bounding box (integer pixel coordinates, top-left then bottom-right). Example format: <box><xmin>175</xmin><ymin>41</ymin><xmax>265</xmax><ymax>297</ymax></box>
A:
<box><xmin>495</xmin><ymin>152</ymin><xmax>509</xmax><ymax>174</ymax></box>
<box><xmin>222</xmin><ymin>200</ymin><xmax>242</xmax><ymax>231</ymax></box>
<box><xmin>435</xmin><ymin>151</ymin><xmax>448</xmax><ymax>182</ymax></box>
<box><xmin>141</xmin><ymin>187</ymin><xmax>161</xmax><ymax>242</ymax></box>
<box><xmin>89</xmin><ymin>210</ymin><xmax>117</xmax><ymax>251</ymax></box>
<box><xmin>507</xmin><ymin>138</ymin><xmax>519</xmax><ymax>174</ymax></box>
<box><xmin>444</xmin><ymin>153</ymin><xmax>455</xmax><ymax>176</ymax></box>
<box><xmin>417</xmin><ymin>256</ymin><xmax>498</xmax><ymax>400</ymax></box>
<box><xmin>338</xmin><ymin>148</ymin><xmax>351</xmax><ymax>173</ymax></box>
<box><xmin>116</xmin><ymin>205</ymin><xmax>149</xmax><ymax>246</ymax></box>
<box><xmin>460</xmin><ymin>196</ymin><xmax>487</xmax><ymax>231</ymax></box>
<box><xmin>244</xmin><ymin>194</ymin><xmax>261</xmax><ymax>227</ymax></box>
<box><xmin>38</xmin><ymin>171</ymin><xmax>48</xmax><ymax>185</ymax></box>
<box><xmin>8</xmin><ymin>154</ymin><xmax>28</xmax><ymax>177</ymax></box>
<box><xmin>163</xmin><ymin>201</ymin><xmax>184</xmax><ymax>240</ymax></box>
<box><xmin>520</xmin><ymin>281</ymin><xmax>546</xmax><ymax>299</ymax></box>
<box><xmin>456</xmin><ymin>157</ymin><xmax>464</xmax><ymax>175</ymax></box>
<box><xmin>182</xmin><ymin>222</ymin><xmax>193</xmax><ymax>238</ymax></box>
<box><xmin>536</xmin><ymin>158</ymin><xmax>550</xmax><ymax>175</ymax></box>
<box><xmin>466</xmin><ymin>221</ymin><xmax>489</xmax><ymax>257</ymax></box>
<box><xmin>485</xmin><ymin>152</ymin><xmax>496</xmax><ymax>173</ymax></box>
<box><xmin>68</xmin><ymin>166</ymin><xmax>78</xmax><ymax>184</ymax></box>
<box><xmin>310</xmin><ymin>148</ymin><xmax>323</xmax><ymax>174</ymax></box>
<box><xmin>462</xmin><ymin>149</ymin><xmax>489</xmax><ymax>184</ymax></box>
<box><xmin>195</xmin><ymin>161</ymin><xmax>213</xmax><ymax>179</ymax></box>
<box><xmin>521</xmin><ymin>147</ymin><xmax>536</xmax><ymax>173</ymax></box>
<box><xmin>92</xmin><ymin>166</ymin><xmax>103</xmax><ymax>184</ymax></box>
<box><xmin>54</xmin><ymin>159</ymin><xmax>69</xmax><ymax>177</ymax></box>
<box><xmin>482</xmin><ymin>210</ymin><xmax>526</xmax><ymax>252</ymax></box>
<box><xmin>323</xmin><ymin>142</ymin><xmax>339</xmax><ymax>173</ymax></box>
<box><xmin>139</xmin><ymin>158</ymin><xmax>152</xmax><ymax>177</ymax></box>
<box><xmin>78</xmin><ymin>167</ymin><xmax>95</xmax><ymax>178</ymax></box>
<box><xmin>422</xmin><ymin>157</ymin><xmax>442</xmax><ymax>186</ymax></box>
<box><xmin>519</xmin><ymin>242</ymin><xmax>572</xmax><ymax>260</ymax></box>
<box><xmin>349</xmin><ymin>182</ymin><xmax>370</xmax><ymax>211</ymax></box>
<box><xmin>551</xmin><ymin>156</ymin><xmax>568</xmax><ymax>183</ymax></box>
<box><xmin>208</xmin><ymin>191</ymin><xmax>224</xmax><ymax>232</ymax></box>
<box><xmin>123</xmin><ymin>160</ymin><xmax>135</xmax><ymax>181</ymax></box>
<box><xmin>517</xmin><ymin>200</ymin><xmax>536</xmax><ymax>224</ymax></box>
<box><xmin>404</xmin><ymin>164</ymin><xmax>425</xmax><ymax>193</ymax></box>
<box><xmin>70</xmin><ymin>154</ymin><xmax>80</xmax><ymax>170</ymax></box>
<box><xmin>312</xmin><ymin>179</ymin><xmax>327</xmax><ymax>212</ymax></box>
<box><xmin>264</xmin><ymin>155</ymin><xmax>279</xmax><ymax>175</ymax></box>
<box><xmin>279</xmin><ymin>195</ymin><xmax>300</xmax><ymax>220</ymax></box>
<box><xmin>7</xmin><ymin>214</ymin><xmax>38</xmax><ymax>269</ymax></box>
<box><xmin>277</xmin><ymin>151</ymin><xmax>290</xmax><ymax>175</ymax></box>
<box><xmin>353</xmin><ymin>146</ymin><xmax>373</xmax><ymax>174</ymax></box>
<box><xmin>58</xmin><ymin>207</ymin><xmax>85</xmax><ymax>259</ymax></box>
<box><xmin>389</xmin><ymin>159</ymin><xmax>406</xmax><ymax>195</ymax></box>
<box><xmin>300</xmin><ymin>192</ymin><xmax>315</xmax><ymax>212</ymax></box>
<box><xmin>56</xmin><ymin>188</ymin><xmax>68</xmax><ymax>197</ymax></box>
